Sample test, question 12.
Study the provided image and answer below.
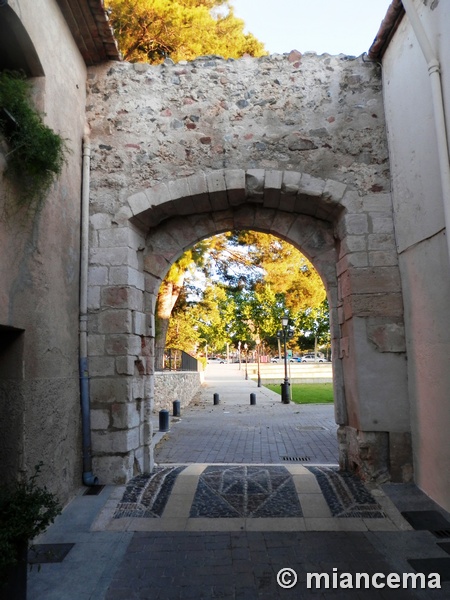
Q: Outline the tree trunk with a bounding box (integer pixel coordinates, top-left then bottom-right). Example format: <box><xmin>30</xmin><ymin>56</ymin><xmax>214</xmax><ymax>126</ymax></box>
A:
<box><xmin>154</xmin><ymin>279</ymin><xmax>183</xmax><ymax>370</ymax></box>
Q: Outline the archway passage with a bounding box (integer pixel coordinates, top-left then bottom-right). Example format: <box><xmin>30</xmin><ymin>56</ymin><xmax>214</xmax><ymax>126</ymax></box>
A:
<box><xmin>151</xmin><ymin>226</ymin><xmax>337</xmax><ymax>466</ymax></box>
<box><xmin>88</xmin><ymin>168</ymin><xmax>411</xmax><ymax>486</ymax></box>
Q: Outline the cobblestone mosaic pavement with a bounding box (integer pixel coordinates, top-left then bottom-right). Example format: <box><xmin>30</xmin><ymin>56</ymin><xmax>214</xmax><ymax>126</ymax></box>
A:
<box><xmin>111</xmin><ymin>464</ymin><xmax>389</xmax><ymax>523</ymax></box>
<box><xmin>190</xmin><ymin>465</ymin><xmax>303</xmax><ymax>518</ymax></box>
<box><xmin>307</xmin><ymin>465</ymin><xmax>385</xmax><ymax>518</ymax></box>
<box><xmin>113</xmin><ymin>466</ymin><xmax>186</xmax><ymax>519</ymax></box>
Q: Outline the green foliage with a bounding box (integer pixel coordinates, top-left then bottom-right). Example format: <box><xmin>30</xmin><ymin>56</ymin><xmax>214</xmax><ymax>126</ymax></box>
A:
<box><xmin>295</xmin><ymin>299</ymin><xmax>330</xmax><ymax>346</ymax></box>
<box><xmin>166</xmin><ymin>298</ymin><xmax>202</xmax><ymax>354</ymax></box>
<box><xmin>161</xmin><ymin>230</ymin><xmax>330</xmax><ymax>359</ymax></box>
<box><xmin>0</xmin><ymin>71</ymin><xmax>68</xmax><ymax>207</ymax></box>
<box><xmin>193</xmin><ymin>284</ymin><xmax>235</xmax><ymax>352</ymax></box>
<box><xmin>228</xmin><ymin>231</ymin><xmax>326</xmax><ymax>312</ymax></box>
<box><xmin>105</xmin><ymin>0</ymin><xmax>267</xmax><ymax>64</ymax></box>
<box><xmin>265</xmin><ymin>383</ymin><xmax>334</xmax><ymax>404</ymax></box>
<box><xmin>0</xmin><ymin>463</ymin><xmax>61</xmax><ymax>577</ymax></box>
<box><xmin>227</xmin><ymin>284</ymin><xmax>285</xmax><ymax>346</ymax></box>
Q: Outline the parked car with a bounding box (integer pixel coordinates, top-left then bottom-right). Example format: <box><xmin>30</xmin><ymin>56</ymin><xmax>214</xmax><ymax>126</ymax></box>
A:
<box><xmin>208</xmin><ymin>357</ymin><xmax>226</xmax><ymax>364</ymax></box>
<box><xmin>289</xmin><ymin>357</ymin><xmax>302</xmax><ymax>363</ymax></box>
<box><xmin>301</xmin><ymin>353</ymin><xmax>325</xmax><ymax>363</ymax></box>
<box><xmin>271</xmin><ymin>357</ymin><xmax>280</xmax><ymax>363</ymax></box>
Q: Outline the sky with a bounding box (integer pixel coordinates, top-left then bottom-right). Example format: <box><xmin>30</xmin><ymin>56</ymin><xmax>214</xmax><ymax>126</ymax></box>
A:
<box><xmin>230</xmin><ymin>0</ymin><xmax>393</xmax><ymax>57</ymax></box>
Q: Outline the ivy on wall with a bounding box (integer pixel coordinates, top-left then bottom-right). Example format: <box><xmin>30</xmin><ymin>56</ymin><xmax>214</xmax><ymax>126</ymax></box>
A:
<box><xmin>0</xmin><ymin>70</ymin><xmax>69</xmax><ymax>207</ymax></box>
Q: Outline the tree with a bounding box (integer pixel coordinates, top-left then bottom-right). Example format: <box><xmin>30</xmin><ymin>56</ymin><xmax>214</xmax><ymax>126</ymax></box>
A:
<box><xmin>225</xmin><ymin>231</ymin><xmax>326</xmax><ymax>312</ymax></box>
<box><xmin>157</xmin><ymin>230</ymin><xmax>328</xmax><ymax>364</ymax></box>
<box><xmin>295</xmin><ymin>300</ymin><xmax>331</xmax><ymax>358</ymax></box>
<box><xmin>194</xmin><ymin>284</ymin><xmax>236</xmax><ymax>353</ymax></box>
<box><xmin>105</xmin><ymin>0</ymin><xmax>266</xmax><ymax>64</ymax></box>
<box><xmin>228</xmin><ymin>284</ymin><xmax>284</xmax><ymax>346</ymax></box>
<box><xmin>165</xmin><ymin>294</ymin><xmax>201</xmax><ymax>356</ymax></box>
<box><xmin>158</xmin><ymin>238</ymin><xmax>242</xmax><ymax>364</ymax></box>
<box><xmin>155</xmin><ymin>232</ymin><xmax>252</xmax><ymax>366</ymax></box>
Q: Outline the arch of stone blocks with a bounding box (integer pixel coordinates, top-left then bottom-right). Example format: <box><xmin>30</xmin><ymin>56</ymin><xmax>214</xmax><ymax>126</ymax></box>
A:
<box><xmin>89</xmin><ymin>168</ymin><xmax>412</xmax><ymax>486</ymax></box>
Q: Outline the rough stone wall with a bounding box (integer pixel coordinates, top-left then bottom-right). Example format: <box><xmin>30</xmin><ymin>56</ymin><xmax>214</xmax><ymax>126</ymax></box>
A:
<box><xmin>86</xmin><ymin>51</ymin><xmax>389</xmax><ymax>212</ymax></box>
<box><xmin>153</xmin><ymin>372</ymin><xmax>203</xmax><ymax>413</ymax></box>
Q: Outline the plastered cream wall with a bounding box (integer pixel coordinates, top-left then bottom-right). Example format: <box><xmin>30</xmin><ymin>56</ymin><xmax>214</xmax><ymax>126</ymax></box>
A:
<box><xmin>0</xmin><ymin>1</ymin><xmax>87</xmax><ymax>503</ymax></box>
<box><xmin>381</xmin><ymin>0</ymin><xmax>450</xmax><ymax>510</ymax></box>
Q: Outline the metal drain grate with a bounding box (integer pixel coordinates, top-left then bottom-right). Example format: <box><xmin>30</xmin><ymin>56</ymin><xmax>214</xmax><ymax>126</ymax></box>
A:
<box><xmin>281</xmin><ymin>456</ymin><xmax>311</xmax><ymax>462</ymax></box>
<box><xmin>433</xmin><ymin>530</ymin><xmax>450</xmax><ymax>539</ymax></box>
<box><xmin>401</xmin><ymin>511</ymin><xmax>450</xmax><ymax>537</ymax></box>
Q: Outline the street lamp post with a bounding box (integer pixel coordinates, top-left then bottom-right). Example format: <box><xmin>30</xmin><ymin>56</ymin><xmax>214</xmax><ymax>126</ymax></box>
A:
<box><xmin>244</xmin><ymin>343</ymin><xmax>248</xmax><ymax>380</ymax></box>
<box><xmin>278</xmin><ymin>315</ymin><xmax>293</xmax><ymax>404</ymax></box>
<box><xmin>255</xmin><ymin>335</ymin><xmax>261</xmax><ymax>387</ymax></box>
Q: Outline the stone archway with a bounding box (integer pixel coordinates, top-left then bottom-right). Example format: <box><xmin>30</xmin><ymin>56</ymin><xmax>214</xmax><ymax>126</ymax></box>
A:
<box><xmin>88</xmin><ymin>168</ymin><xmax>412</xmax><ymax>486</ymax></box>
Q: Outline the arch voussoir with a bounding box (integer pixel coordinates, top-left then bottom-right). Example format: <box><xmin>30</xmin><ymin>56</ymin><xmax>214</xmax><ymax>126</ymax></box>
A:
<box><xmin>232</xmin><ymin>204</ymin><xmax>258</xmax><ymax>230</ymax></box>
<box><xmin>245</xmin><ymin>169</ymin><xmax>265</xmax><ymax>202</ymax></box>
<box><xmin>262</xmin><ymin>170</ymin><xmax>283</xmax><ymax>209</ymax></box>
<box><xmin>127</xmin><ymin>168</ymin><xmax>348</xmax><ymax>232</ymax></box>
<box><xmin>183</xmin><ymin>172</ymin><xmax>212</xmax><ymax>213</ymax></box>
<box><xmin>128</xmin><ymin>182</ymin><xmax>176</xmax><ymax>229</ymax></box>
<box><xmin>186</xmin><ymin>213</ymin><xmax>219</xmax><ymax>241</ymax></box>
<box><xmin>206</xmin><ymin>170</ymin><xmax>229</xmax><ymax>212</ymax></box>
<box><xmin>225</xmin><ymin>169</ymin><xmax>247</xmax><ymax>206</ymax></box>
<box><xmin>168</xmin><ymin>178</ymin><xmax>196</xmax><ymax>216</ymax></box>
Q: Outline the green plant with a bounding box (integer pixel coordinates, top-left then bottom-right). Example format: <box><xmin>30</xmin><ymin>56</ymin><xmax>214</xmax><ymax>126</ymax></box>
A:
<box><xmin>0</xmin><ymin>70</ymin><xmax>69</xmax><ymax>206</ymax></box>
<box><xmin>0</xmin><ymin>462</ymin><xmax>62</xmax><ymax>579</ymax></box>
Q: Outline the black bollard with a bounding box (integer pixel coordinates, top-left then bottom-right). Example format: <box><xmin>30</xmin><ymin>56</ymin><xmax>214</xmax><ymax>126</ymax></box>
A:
<box><xmin>280</xmin><ymin>382</ymin><xmax>290</xmax><ymax>404</ymax></box>
<box><xmin>250</xmin><ymin>393</ymin><xmax>256</xmax><ymax>405</ymax></box>
<box><xmin>159</xmin><ymin>409</ymin><xmax>170</xmax><ymax>432</ymax></box>
<box><xmin>213</xmin><ymin>393</ymin><xmax>220</xmax><ymax>405</ymax></box>
<box><xmin>173</xmin><ymin>399</ymin><xmax>181</xmax><ymax>417</ymax></box>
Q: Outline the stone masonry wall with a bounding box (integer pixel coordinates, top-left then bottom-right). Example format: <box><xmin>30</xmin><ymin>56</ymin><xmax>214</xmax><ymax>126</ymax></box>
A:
<box><xmin>153</xmin><ymin>372</ymin><xmax>203</xmax><ymax>413</ymax></box>
<box><xmin>86</xmin><ymin>51</ymin><xmax>389</xmax><ymax>214</ymax></box>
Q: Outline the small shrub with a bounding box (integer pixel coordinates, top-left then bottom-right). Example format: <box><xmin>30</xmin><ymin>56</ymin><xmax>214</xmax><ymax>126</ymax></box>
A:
<box><xmin>0</xmin><ymin>70</ymin><xmax>69</xmax><ymax>207</ymax></box>
<box><xmin>0</xmin><ymin>462</ymin><xmax>62</xmax><ymax>579</ymax></box>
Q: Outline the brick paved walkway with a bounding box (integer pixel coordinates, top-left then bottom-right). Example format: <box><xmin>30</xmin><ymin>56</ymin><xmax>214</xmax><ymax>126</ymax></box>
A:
<box><xmin>153</xmin><ymin>363</ymin><xmax>339</xmax><ymax>465</ymax></box>
<box><xmin>105</xmin><ymin>531</ymin><xmax>431</xmax><ymax>600</ymax></box>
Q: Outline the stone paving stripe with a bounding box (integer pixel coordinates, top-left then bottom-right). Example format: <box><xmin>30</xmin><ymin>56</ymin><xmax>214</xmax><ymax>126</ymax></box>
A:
<box><xmin>162</xmin><ymin>464</ymin><xmax>207</xmax><ymax>519</ymax></box>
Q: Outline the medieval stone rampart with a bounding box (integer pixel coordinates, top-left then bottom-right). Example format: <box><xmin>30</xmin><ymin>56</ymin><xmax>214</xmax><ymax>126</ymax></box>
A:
<box><xmin>84</xmin><ymin>53</ymin><xmax>411</xmax><ymax>485</ymax></box>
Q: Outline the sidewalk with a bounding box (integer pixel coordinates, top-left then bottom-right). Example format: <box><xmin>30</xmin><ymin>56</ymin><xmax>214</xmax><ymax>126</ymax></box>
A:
<box><xmin>152</xmin><ymin>363</ymin><xmax>338</xmax><ymax>465</ymax></box>
<box><xmin>28</xmin><ymin>365</ymin><xmax>450</xmax><ymax>599</ymax></box>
